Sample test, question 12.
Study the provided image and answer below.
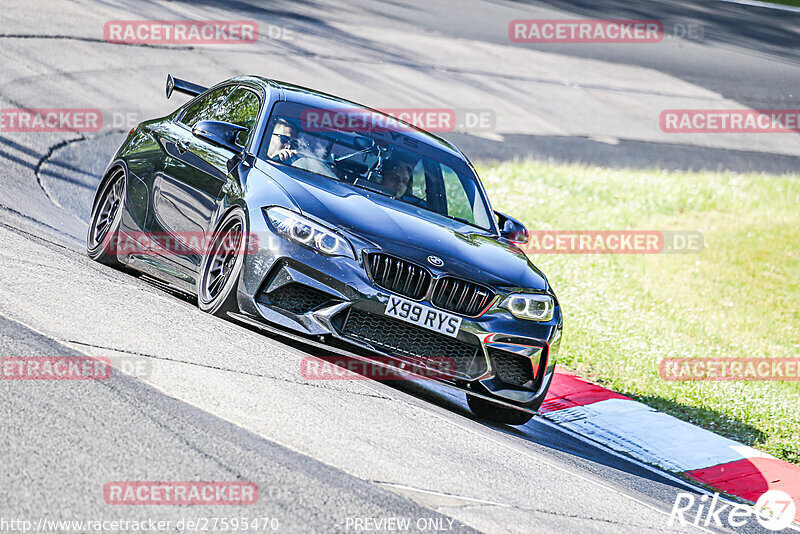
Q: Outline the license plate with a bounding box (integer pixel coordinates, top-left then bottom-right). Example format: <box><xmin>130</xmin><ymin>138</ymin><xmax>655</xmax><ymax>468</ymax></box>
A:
<box><xmin>383</xmin><ymin>295</ymin><xmax>462</xmax><ymax>338</ymax></box>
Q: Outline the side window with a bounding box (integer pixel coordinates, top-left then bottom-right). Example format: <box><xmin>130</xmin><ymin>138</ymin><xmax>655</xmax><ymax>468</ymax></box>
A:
<box><xmin>180</xmin><ymin>86</ymin><xmax>234</xmax><ymax>128</ymax></box>
<box><xmin>442</xmin><ymin>165</ymin><xmax>475</xmax><ymax>224</ymax></box>
<box><xmin>214</xmin><ymin>87</ymin><xmax>261</xmax><ymax>146</ymax></box>
<box><xmin>410</xmin><ymin>160</ymin><xmax>426</xmax><ymax>200</ymax></box>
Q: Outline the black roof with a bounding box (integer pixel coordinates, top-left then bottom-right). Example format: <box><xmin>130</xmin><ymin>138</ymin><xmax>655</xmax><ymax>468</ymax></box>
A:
<box><xmin>227</xmin><ymin>76</ymin><xmax>467</xmax><ymax>161</ymax></box>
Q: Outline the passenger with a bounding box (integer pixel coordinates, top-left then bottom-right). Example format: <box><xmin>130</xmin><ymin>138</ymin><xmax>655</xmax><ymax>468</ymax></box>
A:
<box><xmin>380</xmin><ymin>159</ymin><xmax>414</xmax><ymax>199</ymax></box>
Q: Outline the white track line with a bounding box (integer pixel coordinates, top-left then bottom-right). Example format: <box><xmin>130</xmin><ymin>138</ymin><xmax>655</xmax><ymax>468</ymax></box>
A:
<box><xmin>718</xmin><ymin>0</ymin><xmax>800</xmax><ymax>14</ymax></box>
<box><xmin>376</xmin><ymin>482</ymin><xmax>511</xmax><ymax>507</ymax></box>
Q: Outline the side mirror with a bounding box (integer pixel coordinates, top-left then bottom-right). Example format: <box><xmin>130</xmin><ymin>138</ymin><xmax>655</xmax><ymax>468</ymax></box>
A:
<box><xmin>495</xmin><ymin>211</ymin><xmax>529</xmax><ymax>244</ymax></box>
<box><xmin>192</xmin><ymin>120</ymin><xmax>248</xmax><ymax>153</ymax></box>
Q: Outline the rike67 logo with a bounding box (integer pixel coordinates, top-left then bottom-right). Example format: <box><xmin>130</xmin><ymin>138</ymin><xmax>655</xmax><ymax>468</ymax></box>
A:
<box><xmin>670</xmin><ymin>490</ymin><xmax>796</xmax><ymax>531</ymax></box>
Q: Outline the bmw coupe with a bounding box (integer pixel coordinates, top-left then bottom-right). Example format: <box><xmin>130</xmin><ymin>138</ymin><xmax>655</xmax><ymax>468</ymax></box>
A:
<box><xmin>87</xmin><ymin>74</ymin><xmax>563</xmax><ymax>425</ymax></box>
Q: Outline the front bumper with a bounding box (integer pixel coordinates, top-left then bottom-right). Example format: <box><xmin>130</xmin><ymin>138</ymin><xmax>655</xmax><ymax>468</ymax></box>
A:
<box><xmin>237</xmin><ymin>222</ymin><xmax>563</xmax><ymax>409</ymax></box>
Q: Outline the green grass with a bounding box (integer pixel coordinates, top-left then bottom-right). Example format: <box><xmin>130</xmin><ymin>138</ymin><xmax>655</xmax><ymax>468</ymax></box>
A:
<box><xmin>475</xmin><ymin>160</ymin><xmax>800</xmax><ymax>464</ymax></box>
<box><xmin>760</xmin><ymin>0</ymin><xmax>800</xmax><ymax>7</ymax></box>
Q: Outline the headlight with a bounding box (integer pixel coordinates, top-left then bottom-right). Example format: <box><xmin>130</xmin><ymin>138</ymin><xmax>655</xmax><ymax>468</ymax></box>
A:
<box><xmin>500</xmin><ymin>293</ymin><xmax>554</xmax><ymax>321</ymax></box>
<box><xmin>265</xmin><ymin>207</ymin><xmax>355</xmax><ymax>259</ymax></box>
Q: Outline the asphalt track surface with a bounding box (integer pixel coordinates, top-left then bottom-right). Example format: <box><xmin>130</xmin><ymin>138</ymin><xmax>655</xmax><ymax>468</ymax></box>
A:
<box><xmin>0</xmin><ymin>0</ymin><xmax>797</xmax><ymax>532</ymax></box>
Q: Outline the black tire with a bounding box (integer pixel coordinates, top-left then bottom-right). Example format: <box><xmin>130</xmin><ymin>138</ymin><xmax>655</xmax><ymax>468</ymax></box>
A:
<box><xmin>197</xmin><ymin>208</ymin><xmax>247</xmax><ymax>318</ymax></box>
<box><xmin>467</xmin><ymin>394</ymin><xmax>534</xmax><ymax>426</ymax></box>
<box><xmin>87</xmin><ymin>167</ymin><xmax>125</xmax><ymax>266</ymax></box>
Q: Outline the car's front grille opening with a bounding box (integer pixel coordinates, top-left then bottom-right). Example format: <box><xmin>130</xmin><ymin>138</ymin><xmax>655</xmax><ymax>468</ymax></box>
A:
<box><xmin>341</xmin><ymin>308</ymin><xmax>485</xmax><ymax>379</ymax></box>
<box><xmin>489</xmin><ymin>348</ymin><xmax>535</xmax><ymax>388</ymax></box>
<box><xmin>430</xmin><ymin>277</ymin><xmax>494</xmax><ymax>317</ymax></box>
<box><xmin>260</xmin><ymin>283</ymin><xmax>335</xmax><ymax>314</ymax></box>
<box><xmin>365</xmin><ymin>253</ymin><xmax>495</xmax><ymax>317</ymax></box>
<box><xmin>366</xmin><ymin>253</ymin><xmax>431</xmax><ymax>301</ymax></box>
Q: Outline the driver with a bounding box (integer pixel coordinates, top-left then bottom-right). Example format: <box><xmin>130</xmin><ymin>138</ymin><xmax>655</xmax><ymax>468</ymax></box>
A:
<box><xmin>380</xmin><ymin>159</ymin><xmax>414</xmax><ymax>199</ymax></box>
<box><xmin>266</xmin><ymin>118</ymin><xmax>300</xmax><ymax>162</ymax></box>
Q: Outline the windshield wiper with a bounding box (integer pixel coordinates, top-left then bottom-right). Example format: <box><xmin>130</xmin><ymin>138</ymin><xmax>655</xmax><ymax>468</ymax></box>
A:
<box><xmin>440</xmin><ymin>213</ymin><xmax>487</xmax><ymax>231</ymax></box>
<box><xmin>334</xmin><ymin>143</ymin><xmax>376</xmax><ymax>163</ymax></box>
<box><xmin>351</xmin><ymin>177</ymin><xmax>394</xmax><ymax>196</ymax></box>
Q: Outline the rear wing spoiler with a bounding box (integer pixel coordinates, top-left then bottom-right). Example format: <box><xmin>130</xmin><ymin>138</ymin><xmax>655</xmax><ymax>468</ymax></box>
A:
<box><xmin>166</xmin><ymin>74</ymin><xmax>208</xmax><ymax>99</ymax></box>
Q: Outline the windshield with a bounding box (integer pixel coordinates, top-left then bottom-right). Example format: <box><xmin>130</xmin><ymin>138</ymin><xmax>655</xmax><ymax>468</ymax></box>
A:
<box><xmin>258</xmin><ymin>101</ymin><xmax>494</xmax><ymax>231</ymax></box>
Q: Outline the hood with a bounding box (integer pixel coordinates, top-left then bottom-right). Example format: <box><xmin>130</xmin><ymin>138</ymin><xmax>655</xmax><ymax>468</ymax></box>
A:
<box><xmin>259</xmin><ymin>162</ymin><xmax>548</xmax><ymax>290</ymax></box>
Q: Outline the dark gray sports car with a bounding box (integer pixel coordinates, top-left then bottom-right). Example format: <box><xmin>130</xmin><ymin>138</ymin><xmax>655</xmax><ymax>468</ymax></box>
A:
<box><xmin>87</xmin><ymin>74</ymin><xmax>563</xmax><ymax>425</ymax></box>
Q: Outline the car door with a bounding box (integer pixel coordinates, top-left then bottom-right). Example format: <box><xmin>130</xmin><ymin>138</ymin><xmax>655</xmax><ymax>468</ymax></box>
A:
<box><xmin>150</xmin><ymin>84</ymin><xmax>261</xmax><ymax>276</ymax></box>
